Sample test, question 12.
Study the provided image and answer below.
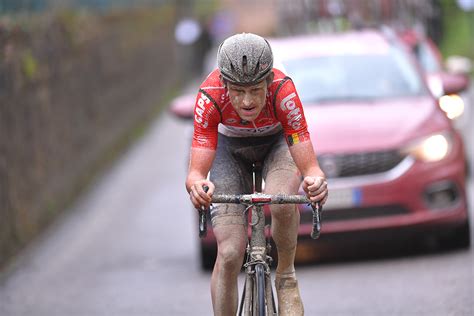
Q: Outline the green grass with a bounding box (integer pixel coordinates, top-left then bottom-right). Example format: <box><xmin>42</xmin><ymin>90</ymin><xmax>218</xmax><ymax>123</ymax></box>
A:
<box><xmin>439</xmin><ymin>1</ymin><xmax>474</xmax><ymax>76</ymax></box>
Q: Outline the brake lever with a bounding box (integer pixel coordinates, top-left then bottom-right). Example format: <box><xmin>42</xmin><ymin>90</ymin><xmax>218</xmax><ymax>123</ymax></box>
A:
<box><xmin>310</xmin><ymin>202</ymin><xmax>323</xmax><ymax>239</ymax></box>
<box><xmin>198</xmin><ymin>185</ymin><xmax>210</xmax><ymax>238</ymax></box>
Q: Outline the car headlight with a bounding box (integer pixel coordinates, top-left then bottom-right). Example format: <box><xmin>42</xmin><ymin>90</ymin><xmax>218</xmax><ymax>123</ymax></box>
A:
<box><xmin>427</xmin><ymin>76</ymin><xmax>444</xmax><ymax>98</ymax></box>
<box><xmin>403</xmin><ymin>133</ymin><xmax>452</xmax><ymax>162</ymax></box>
<box><xmin>439</xmin><ymin>94</ymin><xmax>465</xmax><ymax>120</ymax></box>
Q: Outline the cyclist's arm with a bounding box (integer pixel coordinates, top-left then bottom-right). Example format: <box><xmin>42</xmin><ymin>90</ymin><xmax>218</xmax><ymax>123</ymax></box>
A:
<box><xmin>186</xmin><ymin>147</ymin><xmax>216</xmax><ymax>209</ymax></box>
<box><xmin>289</xmin><ymin>141</ymin><xmax>328</xmax><ymax>204</ymax></box>
<box><xmin>273</xmin><ymin>78</ymin><xmax>327</xmax><ymax>204</ymax></box>
<box><xmin>187</xmin><ymin>80</ymin><xmax>221</xmax><ymax>208</ymax></box>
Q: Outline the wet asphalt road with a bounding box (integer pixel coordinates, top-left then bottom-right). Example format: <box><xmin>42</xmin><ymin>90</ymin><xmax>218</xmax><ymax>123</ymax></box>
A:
<box><xmin>0</xmin><ymin>93</ymin><xmax>473</xmax><ymax>315</ymax></box>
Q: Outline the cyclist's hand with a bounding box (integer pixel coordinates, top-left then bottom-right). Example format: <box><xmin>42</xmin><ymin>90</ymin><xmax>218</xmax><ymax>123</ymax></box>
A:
<box><xmin>189</xmin><ymin>180</ymin><xmax>215</xmax><ymax>210</ymax></box>
<box><xmin>303</xmin><ymin>176</ymin><xmax>328</xmax><ymax>205</ymax></box>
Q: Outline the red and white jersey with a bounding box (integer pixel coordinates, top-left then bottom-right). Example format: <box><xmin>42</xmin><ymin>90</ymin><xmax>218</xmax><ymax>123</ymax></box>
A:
<box><xmin>192</xmin><ymin>68</ymin><xmax>311</xmax><ymax>149</ymax></box>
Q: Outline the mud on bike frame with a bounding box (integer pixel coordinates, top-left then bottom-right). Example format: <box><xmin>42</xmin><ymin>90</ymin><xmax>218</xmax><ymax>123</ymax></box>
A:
<box><xmin>197</xmin><ymin>163</ymin><xmax>323</xmax><ymax>315</ymax></box>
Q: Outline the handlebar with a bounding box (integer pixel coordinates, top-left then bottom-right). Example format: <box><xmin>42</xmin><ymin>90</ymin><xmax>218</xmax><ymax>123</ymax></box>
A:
<box><xmin>198</xmin><ymin>190</ymin><xmax>323</xmax><ymax>239</ymax></box>
<box><xmin>211</xmin><ymin>193</ymin><xmax>310</xmax><ymax>205</ymax></box>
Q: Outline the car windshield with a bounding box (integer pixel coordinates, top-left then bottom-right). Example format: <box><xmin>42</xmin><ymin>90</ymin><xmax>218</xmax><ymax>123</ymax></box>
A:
<box><xmin>282</xmin><ymin>48</ymin><xmax>426</xmax><ymax>103</ymax></box>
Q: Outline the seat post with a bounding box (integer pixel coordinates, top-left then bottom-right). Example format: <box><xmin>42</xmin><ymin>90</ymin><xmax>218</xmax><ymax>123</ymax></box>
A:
<box><xmin>250</xmin><ymin>162</ymin><xmax>266</xmax><ymax>262</ymax></box>
<box><xmin>252</xmin><ymin>162</ymin><xmax>263</xmax><ymax>193</ymax></box>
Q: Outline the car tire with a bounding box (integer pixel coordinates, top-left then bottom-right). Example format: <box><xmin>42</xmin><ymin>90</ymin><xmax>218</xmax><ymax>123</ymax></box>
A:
<box><xmin>200</xmin><ymin>243</ymin><xmax>217</xmax><ymax>271</ymax></box>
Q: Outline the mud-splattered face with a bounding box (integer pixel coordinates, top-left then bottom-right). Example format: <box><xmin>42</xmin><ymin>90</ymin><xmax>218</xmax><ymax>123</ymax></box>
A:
<box><xmin>227</xmin><ymin>80</ymin><xmax>268</xmax><ymax>122</ymax></box>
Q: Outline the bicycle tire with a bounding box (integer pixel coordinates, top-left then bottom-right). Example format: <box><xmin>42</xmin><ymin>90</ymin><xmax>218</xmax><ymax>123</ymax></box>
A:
<box><xmin>254</xmin><ymin>263</ymin><xmax>266</xmax><ymax>316</ymax></box>
<box><xmin>240</xmin><ymin>271</ymin><xmax>254</xmax><ymax>315</ymax></box>
<box><xmin>265</xmin><ymin>269</ymin><xmax>277</xmax><ymax>314</ymax></box>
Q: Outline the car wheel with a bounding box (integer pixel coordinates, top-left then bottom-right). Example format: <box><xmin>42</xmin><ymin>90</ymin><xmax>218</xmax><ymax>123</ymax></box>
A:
<box><xmin>200</xmin><ymin>243</ymin><xmax>217</xmax><ymax>271</ymax></box>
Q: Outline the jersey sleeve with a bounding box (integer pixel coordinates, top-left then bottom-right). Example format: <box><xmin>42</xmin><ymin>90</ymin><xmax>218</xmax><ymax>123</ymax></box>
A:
<box><xmin>274</xmin><ymin>79</ymin><xmax>311</xmax><ymax>146</ymax></box>
<box><xmin>191</xmin><ymin>89</ymin><xmax>221</xmax><ymax>149</ymax></box>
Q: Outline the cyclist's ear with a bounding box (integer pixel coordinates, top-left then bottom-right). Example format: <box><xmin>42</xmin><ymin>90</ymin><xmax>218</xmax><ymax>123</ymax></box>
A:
<box><xmin>265</xmin><ymin>71</ymin><xmax>274</xmax><ymax>86</ymax></box>
<box><xmin>219</xmin><ymin>75</ymin><xmax>227</xmax><ymax>88</ymax></box>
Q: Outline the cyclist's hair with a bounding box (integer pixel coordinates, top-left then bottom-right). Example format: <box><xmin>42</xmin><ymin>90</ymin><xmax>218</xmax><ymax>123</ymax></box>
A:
<box><xmin>217</xmin><ymin>33</ymin><xmax>273</xmax><ymax>86</ymax></box>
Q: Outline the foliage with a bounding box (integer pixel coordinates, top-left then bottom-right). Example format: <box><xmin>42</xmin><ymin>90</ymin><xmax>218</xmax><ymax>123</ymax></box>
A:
<box><xmin>21</xmin><ymin>49</ymin><xmax>38</xmax><ymax>79</ymax></box>
<box><xmin>439</xmin><ymin>1</ymin><xmax>474</xmax><ymax>61</ymax></box>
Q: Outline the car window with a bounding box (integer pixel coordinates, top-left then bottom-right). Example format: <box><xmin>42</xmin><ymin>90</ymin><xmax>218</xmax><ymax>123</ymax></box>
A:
<box><xmin>282</xmin><ymin>47</ymin><xmax>427</xmax><ymax>103</ymax></box>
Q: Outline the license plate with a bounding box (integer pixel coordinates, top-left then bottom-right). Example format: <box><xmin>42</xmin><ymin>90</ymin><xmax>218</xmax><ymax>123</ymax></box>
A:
<box><xmin>324</xmin><ymin>188</ymin><xmax>362</xmax><ymax>210</ymax></box>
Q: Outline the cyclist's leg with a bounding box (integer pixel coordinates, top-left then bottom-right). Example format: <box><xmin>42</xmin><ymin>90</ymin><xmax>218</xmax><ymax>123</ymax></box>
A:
<box><xmin>209</xmin><ymin>135</ymin><xmax>251</xmax><ymax>316</ymax></box>
<box><xmin>262</xmin><ymin>138</ymin><xmax>301</xmax><ymax>275</ymax></box>
<box><xmin>211</xmin><ymin>224</ymin><xmax>247</xmax><ymax>315</ymax></box>
<box><xmin>263</xmin><ymin>137</ymin><xmax>304</xmax><ymax>315</ymax></box>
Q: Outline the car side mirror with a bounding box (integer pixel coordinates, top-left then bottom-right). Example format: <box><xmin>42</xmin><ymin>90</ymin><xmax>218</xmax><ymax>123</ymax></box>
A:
<box><xmin>169</xmin><ymin>94</ymin><xmax>195</xmax><ymax>120</ymax></box>
<box><xmin>441</xmin><ymin>56</ymin><xmax>471</xmax><ymax>95</ymax></box>
<box><xmin>445</xmin><ymin>55</ymin><xmax>472</xmax><ymax>75</ymax></box>
<box><xmin>439</xmin><ymin>72</ymin><xmax>470</xmax><ymax>95</ymax></box>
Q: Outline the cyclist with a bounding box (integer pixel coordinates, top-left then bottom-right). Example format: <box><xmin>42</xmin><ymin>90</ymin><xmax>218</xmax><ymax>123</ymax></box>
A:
<box><xmin>186</xmin><ymin>33</ymin><xmax>328</xmax><ymax>316</ymax></box>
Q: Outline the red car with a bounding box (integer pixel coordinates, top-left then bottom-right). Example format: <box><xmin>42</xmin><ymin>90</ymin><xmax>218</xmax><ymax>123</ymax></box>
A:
<box><xmin>171</xmin><ymin>30</ymin><xmax>470</xmax><ymax>269</ymax></box>
<box><xmin>398</xmin><ymin>30</ymin><xmax>470</xmax><ymax>124</ymax></box>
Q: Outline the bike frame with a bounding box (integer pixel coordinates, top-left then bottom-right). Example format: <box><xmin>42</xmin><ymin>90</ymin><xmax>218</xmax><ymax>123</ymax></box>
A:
<box><xmin>241</xmin><ymin>164</ymin><xmax>275</xmax><ymax>315</ymax></box>
<box><xmin>243</xmin><ymin>202</ymin><xmax>276</xmax><ymax>314</ymax></box>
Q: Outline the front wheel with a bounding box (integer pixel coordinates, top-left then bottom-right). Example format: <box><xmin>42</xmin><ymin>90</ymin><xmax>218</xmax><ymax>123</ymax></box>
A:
<box><xmin>254</xmin><ymin>264</ymin><xmax>266</xmax><ymax>316</ymax></box>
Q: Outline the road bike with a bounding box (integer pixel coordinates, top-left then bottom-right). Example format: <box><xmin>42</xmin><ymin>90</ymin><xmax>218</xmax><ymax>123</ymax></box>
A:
<box><xmin>198</xmin><ymin>163</ymin><xmax>323</xmax><ymax>315</ymax></box>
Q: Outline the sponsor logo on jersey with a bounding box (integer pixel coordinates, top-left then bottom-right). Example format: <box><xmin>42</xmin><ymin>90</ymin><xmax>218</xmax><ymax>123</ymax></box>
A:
<box><xmin>280</xmin><ymin>92</ymin><xmax>302</xmax><ymax>130</ymax></box>
<box><xmin>223</xmin><ymin>125</ymin><xmax>279</xmax><ymax>136</ymax></box>
<box><xmin>257</xmin><ymin>117</ymin><xmax>273</xmax><ymax>125</ymax></box>
<box><xmin>195</xmin><ymin>135</ymin><xmax>209</xmax><ymax>146</ymax></box>
<box><xmin>195</xmin><ymin>92</ymin><xmax>210</xmax><ymax>128</ymax></box>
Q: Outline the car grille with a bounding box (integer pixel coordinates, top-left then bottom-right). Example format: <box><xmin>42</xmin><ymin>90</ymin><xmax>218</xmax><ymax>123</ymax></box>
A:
<box><xmin>299</xmin><ymin>205</ymin><xmax>410</xmax><ymax>223</ymax></box>
<box><xmin>317</xmin><ymin>150</ymin><xmax>406</xmax><ymax>178</ymax></box>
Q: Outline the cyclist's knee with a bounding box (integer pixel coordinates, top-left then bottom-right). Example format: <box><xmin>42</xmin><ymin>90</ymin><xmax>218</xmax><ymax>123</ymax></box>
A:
<box><xmin>217</xmin><ymin>244</ymin><xmax>244</xmax><ymax>270</ymax></box>
<box><xmin>214</xmin><ymin>225</ymin><xmax>246</xmax><ymax>271</ymax></box>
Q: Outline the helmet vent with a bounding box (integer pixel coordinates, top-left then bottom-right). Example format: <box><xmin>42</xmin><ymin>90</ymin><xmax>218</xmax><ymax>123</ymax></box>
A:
<box><xmin>254</xmin><ymin>61</ymin><xmax>260</xmax><ymax>76</ymax></box>
<box><xmin>242</xmin><ymin>55</ymin><xmax>249</xmax><ymax>74</ymax></box>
